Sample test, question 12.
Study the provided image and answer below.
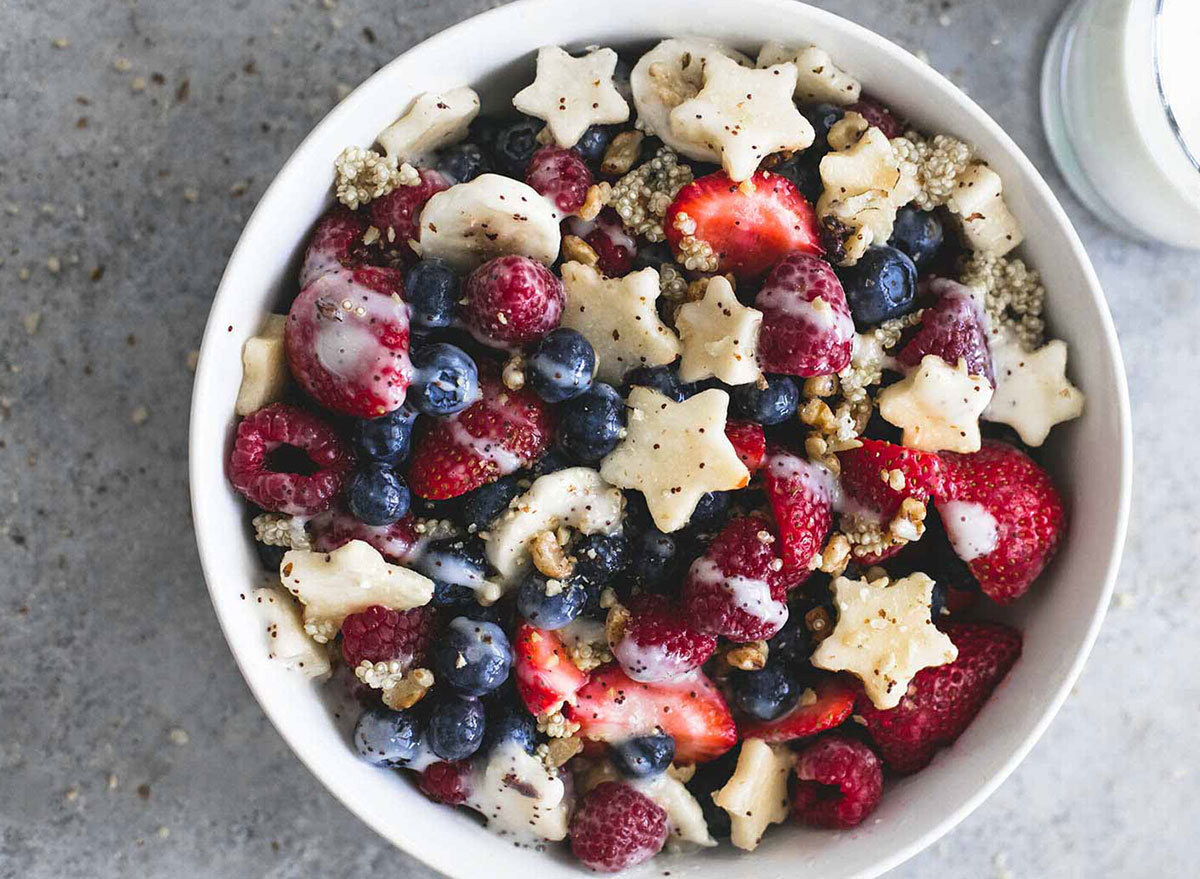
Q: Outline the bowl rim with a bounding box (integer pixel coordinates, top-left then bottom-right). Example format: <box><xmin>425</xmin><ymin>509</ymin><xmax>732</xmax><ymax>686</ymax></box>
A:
<box><xmin>188</xmin><ymin>1</ymin><xmax>1132</xmax><ymax>876</ymax></box>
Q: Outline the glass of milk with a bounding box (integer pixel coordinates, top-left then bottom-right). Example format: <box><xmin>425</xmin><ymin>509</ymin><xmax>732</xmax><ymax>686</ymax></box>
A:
<box><xmin>1042</xmin><ymin>0</ymin><xmax>1200</xmax><ymax>249</ymax></box>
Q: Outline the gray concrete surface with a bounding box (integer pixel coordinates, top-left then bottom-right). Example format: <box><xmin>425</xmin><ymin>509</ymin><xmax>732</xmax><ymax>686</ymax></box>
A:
<box><xmin>0</xmin><ymin>0</ymin><xmax>1195</xmax><ymax>876</ymax></box>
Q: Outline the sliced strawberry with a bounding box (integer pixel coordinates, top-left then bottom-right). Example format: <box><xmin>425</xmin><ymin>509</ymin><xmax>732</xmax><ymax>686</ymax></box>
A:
<box><xmin>664</xmin><ymin>170</ymin><xmax>822</xmax><ymax>280</ymax></box>
<box><xmin>513</xmin><ymin>623</ymin><xmax>588</xmax><ymax>717</ymax></box>
<box><xmin>299</xmin><ymin>206</ymin><xmax>371</xmax><ymax>288</ymax></box>
<box><xmin>856</xmin><ymin>621</ymin><xmax>1022</xmax><ymax>773</ymax></box>
<box><xmin>567</xmin><ymin>664</ymin><xmax>737</xmax><ymax>763</ymax></box>
<box><xmin>755</xmin><ymin>253</ymin><xmax>854</xmax><ymax>376</ymax></box>
<box><xmin>898</xmin><ymin>278</ymin><xmax>994</xmax><ymax>382</ymax></box>
<box><xmin>936</xmin><ymin>441</ymin><xmax>1065</xmax><ymax>604</ymax></box>
<box><xmin>763</xmin><ymin>447</ymin><xmax>835</xmax><ymax>580</ymax></box>
<box><xmin>838</xmin><ymin>438</ymin><xmax>944</xmax><ymax>521</ymax></box>
<box><xmin>610</xmin><ymin>594</ymin><xmax>716</xmax><ymax>683</ymax></box>
<box><xmin>407</xmin><ymin>372</ymin><xmax>556</xmax><ymax>499</ymax></box>
<box><xmin>724</xmin><ymin>420</ymin><xmax>766</xmax><ymax>472</ymax></box>
<box><xmin>309</xmin><ymin>507</ymin><xmax>423</xmax><ymax>564</ymax></box>
<box><xmin>739</xmin><ymin>674</ymin><xmax>856</xmax><ymax>743</ymax></box>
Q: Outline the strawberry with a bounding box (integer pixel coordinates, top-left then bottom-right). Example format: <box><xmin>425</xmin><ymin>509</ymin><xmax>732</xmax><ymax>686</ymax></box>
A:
<box><xmin>724</xmin><ymin>419</ymin><xmax>766</xmax><ymax>472</ymax></box>
<box><xmin>367</xmin><ymin>168</ymin><xmax>450</xmax><ymax>255</ymax></box>
<box><xmin>526</xmin><ymin>145</ymin><xmax>593</xmax><ymax>215</ymax></box>
<box><xmin>309</xmin><ymin>508</ymin><xmax>423</xmax><ymax>564</ymax></box>
<box><xmin>461</xmin><ymin>255</ymin><xmax>565</xmax><ymax>347</ymax></box>
<box><xmin>855</xmin><ymin>621</ymin><xmax>1022</xmax><ymax>773</ymax></box>
<box><xmin>664</xmin><ymin>170</ymin><xmax>822</xmax><ymax>280</ymax></box>
<box><xmin>791</xmin><ymin>735</ymin><xmax>883</xmax><ymax>829</ymax></box>
<box><xmin>898</xmin><ymin>278</ymin><xmax>994</xmax><ymax>382</ymax></box>
<box><xmin>567</xmin><ymin>664</ymin><xmax>737</xmax><ymax>763</ymax></box>
<box><xmin>285</xmin><ymin>266</ymin><xmax>413</xmax><ymax>417</ymax></box>
<box><xmin>738</xmin><ymin>674</ymin><xmax>856</xmax><ymax>743</ymax></box>
<box><xmin>610</xmin><ymin>594</ymin><xmax>716</xmax><ymax>683</ymax></box>
<box><xmin>407</xmin><ymin>372</ymin><xmax>555</xmax><ymax>499</ymax></box>
<box><xmin>763</xmin><ymin>447</ymin><xmax>835</xmax><ymax>580</ymax></box>
<box><xmin>755</xmin><ymin>253</ymin><xmax>854</xmax><ymax>376</ymax></box>
<box><xmin>838</xmin><ymin>438</ymin><xmax>944</xmax><ymax>521</ymax></box>
<box><xmin>936</xmin><ymin>441</ymin><xmax>1065</xmax><ymax>604</ymax></box>
<box><xmin>299</xmin><ymin>206</ymin><xmax>371</xmax><ymax>288</ymax></box>
<box><xmin>513</xmin><ymin>623</ymin><xmax>588</xmax><ymax>716</ymax></box>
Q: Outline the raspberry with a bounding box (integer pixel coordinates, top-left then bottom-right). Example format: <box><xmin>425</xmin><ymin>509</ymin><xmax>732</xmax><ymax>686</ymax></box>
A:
<box><xmin>525</xmin><ymin>145</ymin><xmax>593</xmax><ymax>215</ymax></box>
<box><xmin>611</xmin><ymin>594</ymin><xmax>716</xmax><ymax>683</ymax></box>
<box><xmin>897</xmin><ymin>278</ymin><xmax>994</xmax><ymax>383</ymax></box>
<box><xmin>299</xmin><ymin>206</ymin><xmax>371</xmax><ymax>288</ymax></box>
<box><xmin>461</xmin><ymin>255</ymin><xmax>564</xmax><ymax>346</ymax></box>
<box><xmin>848</xmin><ymin>96</ymin><xmax>906</xmax><ymax>138</ymax></box>
<box><xmin>791</xmin><ymin>735</ymin><xmax>883</xmax><ymax>829</ymax></box>
<box><xmin>418</xmin><ymin>760</ymin><xmax>471</xmax><ymax>805</ymax></box>
<box><xmin>367</xmin><ymin>168</ymin><xmax>450</xmax><ymax>254</ymax></box>
<box><xmin>568</xmin><ymin>781</ymin><xmax>668</xmax><ymax>872</ymax></box>
<box><xmin>340</xmin><ymin>604</ymin><xmax>437</xmax><ymax>670</ymax></box>
<box><xmin>309</xmin><ymin>508</ymin><xmax>423</xmax><ymax>564</ymax></box>
<box><xmin>228</xmin><ymin>403</ymin><xmax>354</xmax><ymax>515</ymax></box>
<box><xmin>566</xmin><ymin>209</ymin><xmax>636</xmax><ymax>276</ymax></box>
<box><xmin>755</xmin><ymin>253</ymin><xmax>854</xmax><ymax>377</ymax></box>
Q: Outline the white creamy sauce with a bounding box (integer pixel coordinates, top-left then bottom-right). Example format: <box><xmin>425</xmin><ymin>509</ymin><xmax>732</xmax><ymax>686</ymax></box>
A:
<box><xmin>613</xmin><ymin>637</ymin><xmax>692</xmax><ymax>683</ymax></box>
<box><xmin>690</xmin><ymin>558</ymin><xmax>787</xmax><ymax>627</ymax></box>
<box><xmin>465</xmin><ymin>741</ymin><xmax>570</xmax><ymax>843</ymax></box>
<box><xmin>758</xmin><ymin>287</ymin><xmax>854</xmax><ymax>339</ymax></box>
<box><xmin>446</xmin><ymin>418</ymin><xmax>524</xmax><ymax>472</ymax></box>
<box><xmin>309</xmin><ymin>273</ymin><xmax>413</xmax><ymax>386</ymax></box>
<box><xmin>940</xmin><ymin>500</ymin><xmax>999</xmax><ymax>561</ymax></box>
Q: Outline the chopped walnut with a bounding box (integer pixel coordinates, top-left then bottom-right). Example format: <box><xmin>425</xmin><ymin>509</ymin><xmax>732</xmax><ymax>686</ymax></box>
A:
<box><xmin>604</xmin><ymin>602</ymin><xmax>632</xmax><ymax>649</ymax></box>
<box><xmin>381</xmin><ymin>667</ymin><xmax>434</xmax><ymax>710</ymax></box>
<box><xmin>562</xmin><ymin>234</ymin><xmax>600</xmax><ymax>267</ymax></box>
<box><xmin>502</xmin><ymin>353</ymin><xmax>526</xmax><ymax>390</ymax></box>
<box><xmin>601</xmin><ymin>130</ymin><xmax>645</xmax><ymax>176</ymax></box>
<box><xmin>530</xmin><ymin>529</ymin><xmax>574</xmax><ymax>579</ymax></box>
<box><xmin>578</xmin><ymin>182</ymin><xmax>611</xmax><ymax>222</ymax></box>
<box><xmin>817</xmin><ymin>532</ymin><xmax>851</xmax><ymax>576</ymax></box>
<box><xmin>542</xmin><ymin>736</ymin><xmax>583</xmax><ymax>768</ymax></box>
<box><xmin>724</xmin><ymin>641</ymin><xmax>769</xmax><ymax>671</ymax></box>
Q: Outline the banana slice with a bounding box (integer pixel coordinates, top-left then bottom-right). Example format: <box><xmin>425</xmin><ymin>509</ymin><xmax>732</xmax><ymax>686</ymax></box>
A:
<box><xmin>251</xmin><ymin>587</ymin><xmax>332</xmax><ymax>679</ymax></box>
<box><xmin>416</xmin><ymin>174</ymin><xmax>562</xmax><ymax>272</ymax></box>
<box><xmin>376</xmin><ymin>87</ymin><xmax>480</xmax><ymax>163</ymax></box>
<box><xmin>235</xmin><ymin>314</ymin><xmax>289</xmax><ymax>416</ymax></box>
<box><xmin>630</xmin><ymin>38</ymin><xmax>752</xmax><ymax>162</ymax></box>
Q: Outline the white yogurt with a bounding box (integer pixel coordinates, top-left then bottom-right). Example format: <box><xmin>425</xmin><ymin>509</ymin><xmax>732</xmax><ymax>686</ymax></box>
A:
<box><xmin>939</xmin><ymin>500</ymin><xmax>999</xmax><ymax>562</ymax></box>
<box><xmin>690</xmin><ymin>558</ymin><xmax>788</xmax><ymax>628</ymax></box>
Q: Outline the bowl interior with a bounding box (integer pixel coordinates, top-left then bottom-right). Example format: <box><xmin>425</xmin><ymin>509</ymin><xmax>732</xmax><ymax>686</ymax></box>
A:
<box><xmin>189</xmin><ymin>2</ymin><xmax>1131</xmax><ymax>878</ymax></box>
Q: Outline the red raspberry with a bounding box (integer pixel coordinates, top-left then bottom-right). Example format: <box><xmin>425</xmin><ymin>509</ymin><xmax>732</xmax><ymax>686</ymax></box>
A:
<box><xmin>418</xmin><ymin>760</ymin><xmax>471</xmax><ymax>805</ymax></box>
<box><xmin>848</xmin><ymin>96</ymin><xmax>906</xmax><ymax>138</ymax></box>
<box><xmin>610</xmin><ymin>594</ymin><xmax>716</xmax><ymax>683</ymax></box>
<box><xmin>526</xmin><ymin>145</ymin><xmax>593</xmax><ymax>215</ymax></box>
<box><xmin>367</xmin><ymin>168</ymin><xmax>450</xmax><ymax>254</ymax></box>
<box><xmin>299</xmin><ymin>206</ymin><xmax>371</xmax><ymax>288</ymax></box>
<box><xmin>565</xmin><ymin>209</ymin><xmax>636</xmax><ymax>276</ymax></box>
<box><xmin>755</xmin><ymin>253</ymin><xmax>854</xmax><ymax>377</ymax></box>
<box><xmin>285</xmin><ymin>266</ymin><xmax>414</xmax><ymax>417</ymax></box>
<box><xmin>569</xmin><ymin>782</ymin><xmax>668</xmax><ymax>872</ymax></box>
<box><xmin>309</xmin><ymin>508</ymin><xmax>423</xmax><ymax>564</ymax></box>
<box><xmin>461</xmin><ymin>255</ymin><xmax>564</xmax><ymax>346</ymax></box>
<box><xmin>898</xmin><ymin>278</ymin><xmax>994</xmax><ymax>383</ymax></box>
<box><xmin>681</xmin><ymin>516</ymin><xmax>789</xmax><ymax>641</ymax></box>
<box><xmin>228</xmin><ymin>403</ymin><xmax>353</xmax><ymax>515</ymax></box>
<box><xmin>340</xmin><ymin>604</ymin><xmax>437</xmax><ymax>670</ymax></box>
<box><xmin>791</xmin><ymin>735</ymin><xmax>883</xmax><ymax>829</ymax></box>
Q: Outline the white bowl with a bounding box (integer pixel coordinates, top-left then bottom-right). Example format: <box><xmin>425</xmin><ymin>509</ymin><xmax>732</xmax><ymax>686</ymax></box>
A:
<box><xmin>189</xmin><ymin>1</ymin><xmax>1132</xmax><ymax>876</ymax></box>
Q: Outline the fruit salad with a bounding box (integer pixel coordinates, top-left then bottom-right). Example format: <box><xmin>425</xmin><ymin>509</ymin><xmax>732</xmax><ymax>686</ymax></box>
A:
<box><xmin>227</xmin><ymin>35</ymin><xmax>1085</xmax><ymax>872</ymax></box>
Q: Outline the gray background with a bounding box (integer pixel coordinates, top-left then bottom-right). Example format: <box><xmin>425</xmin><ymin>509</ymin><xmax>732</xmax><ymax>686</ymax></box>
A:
<box><xmin>1</xmin><ymin>0</ymin><xmax>1196</xmax><ymax>876</ymax></box>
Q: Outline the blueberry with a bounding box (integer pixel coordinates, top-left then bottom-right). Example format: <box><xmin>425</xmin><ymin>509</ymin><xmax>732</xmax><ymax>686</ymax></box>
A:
<box><xmin>889</xmin><ymin>206</ymin><xmax>944</xmax><ymax>270</ymax></box>
<box><xmin>460</xmin><ymin>475</ymin><xmax>524</xmax><ymax>532</ymax></box>
<box><xmin>576</xmin><ymin>124</ymin><xmax>617</xmax><ymax>166</ymax></box>
<box><xmin>437</xmin><ymin>142</ymin><xmax>491</xmax><ymax>184</ymax></box>
<box><xmin>558</xmin><ymin>382</ymin><xmax>626</xmax><ymax>462</ymax></box>
<box><xmin>409</xmin><ymin>343</ymin><xmax>480</xmax><ymax>416</ymax></box>
<box><xmin>799</xmin><ymin>103</ymin><xmax>845</xmax><ymax>153</ymax></box>
<box><xmin>766</xmin><ymin>617</ymin><xmax>812</xmax><ymax>670</ymax></box>
<box><xmin>930</xmin><ymin>579</ymin><xmax>948</xmax><ymax>619</ymax></box>
<box><xmin>403</xmin><ymin>259</ymin><xmax>460</xmax><ymax>333</ymax></box>
<box><xmin>527</xmin><ymin>328</ymin><xmax>597</xmax><ymax>402</ymax></box>
<box><xmin>633</xmin><ymin>242</ymin><xmax>675</xmax><ymax>272</ymax></box>
<box><xmin>427</xmin><ymin>695</ymin><xmax>487</xmax><ymax>761</ymax></box>
<box><xmin>573</xmin><ymin>533</ymin><xmax>630</xmax><ymax>586</ymax></box>
<box><xmin>731</xmin><ymin>662</ymin><xmax>801</xmax><ymax>721</ymax></box>
<box><xmin>255</xmin><ymin>541</ymin><xmax>286</xmax><ymax>572</ymax></box>
<box><xmin>486</xmin><ymin>701</ymin><xmax>539</xmax><ymax>755</ymax></box>
<box><xmin>681</xmin><ymin>376</ymin><xmax>730</xmax><ymax>399</ymax></box>
<box><xmin>629</xmin><ymin>530</ymin><xmax>679</xmax><ymax>592</ymax></box>
<box><xmin>771</xmin><ymin>152</ymin><xmax>823</xmax><ymax>204</ymax></box>
<box><xmin>346</xmin><ymin>463</ymin><xmax>411</xmax><ymax>526</ymax></box>
<box><xmin>492</xmin><ymin>117</ymin><xmax>542</xmax><ymax>177</ymax></box>
<box><xmin>416</xmin><ymin>536</ymin><xmax>492</xmax><ymax>606</ymax></box>
<box><xmin>517</xmin><ymin>572</ymin><xmax>588</xmax><ymax>630</ymax></box>
<box><xmin>686</xmin><ymin>747</ymin><xmax>739</xmax><ymax>839</ymax></box>
<box><xmin>353</xmin><ymin>706</ymin><xmax>422</xmax><ymax>767</ymax></box>
<box><xmin>622</xmin><ymin>363</ymin><xmax>686</xmax><ymax>402</ymax></box>
<box><xmin>689</xmin><ymin>492</ymin><xmax>730</xmax><ymax>530</ymax></box>
<box><xmin>432</xmin><ymin>617</ymin><xmax>512</xmax><ymax>697</ymax></box>
<box><xmin>731</xmin><ymin>374</ymin><xmax>799</xmax><ymax>425</ymax></box>
<box><xmin>611</xmin><ymin>733</ymin><xmax>675</xmax><ymax>778</ymax></box>
<box><xmin>531</xmin><ymin>449</ymin><xmax>574</xmax><ymax>476</ymax></box>
<box><xmin>353</xmin><ymin>404</ymin><xmax>418</xmax><ymax>462</ymax></box>
<box><xmin>621</xmin><ymin>491</ymin><xmax>655</xmax><ymax>535</ymax></box>
<box><xmin>837</xmin><ymin>245</ymin><xmax>919</xmax><ymax>327</ymax></box>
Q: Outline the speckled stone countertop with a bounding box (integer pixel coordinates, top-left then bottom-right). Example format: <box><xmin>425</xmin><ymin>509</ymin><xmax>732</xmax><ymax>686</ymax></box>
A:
<box><xmin>1</xmin><ymin>0</ymin><xmax>1195</xmax><ymax>876</ymax></box>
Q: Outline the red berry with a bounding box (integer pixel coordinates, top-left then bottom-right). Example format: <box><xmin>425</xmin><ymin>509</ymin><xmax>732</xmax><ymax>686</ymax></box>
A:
<box><xmin>419</xmin><ymin>760</ymin><xmax>471</xmax><ymax>805</ymax></box>
<box><xmin>513</xmin><ymin>623</ymin><xmax>588</xmax><ymax>716</ymax></box>
<box><xmin>838</xmin><ymin>438</ymin><xmax>944</xmax><ymax>521</ymax></box>
<box><xmin>309</xmin><ymin>508</ymin><xmax>423</xmax><ymax>564</ymax></box>
<box><xmin>724</xmin><ymin>420</ymin><xmax>766</xmax><ymax>472</ymax></box>
<box><xmin>526</xmin><ymin>145</ymin><xmax>593</xmax><ymax>215</ymax></box>
<box><xmin>762</xmin><ymin>447</ymin><xmax>835</xmax><ymax>580</ymax></box>
<box><xmin>898</xmin><ymin>278</ymin><xmax>994</xmax><ymax>383</ymax></box>
<box><xmin>936</xmin><ymin>441</ymin><xmax>1065</xmax><ymax>604</ymax></box>
<box><xmin>228</xmin><ymin>403</ymin><xmax>353</xmax><ymax>515</ymax></box>
<box><xmin>791</xmin><ymin>735</ymin><xmax>883</xmax><ymax>829</ymax></box>
<box><xmin>299</xmin><ymin>206</ymin><xmax>371</xmax><ymax>288</ymax></box>
<box><xmin>569</xmin><ymin>782</ymin><xmax>668</xmax><ymax>873</ymax></box>
<box><xmin>848</xmin><ymin>96</ymin><xmax>906</xmax><ymax>138</ymax></box>
<box><xmin>755</xmin><ymin>253</ymin><xmax>854</xmax><ymax>377</ymax></box>
<box><xmin>566</xmin><ymin>209</ymin><xmax>637</xmax><ymax>276</ymax></box>
<box><xmin>681</xmin><ymin>516</ymin><xmax>790</xmax><ymax>642</ymax></box>
<box><xmin>461</xmin><ymin>255</ymin><xmax>564</xmax><ymax>346</ymax></box>
<box><xmin>664</xmin><ymin>169</ymin><xmax>822</xmax><ymax>280</ymax></box>
<box><xmin>285</xmin><ymin>266</ymin><xmax>413</xmax><ymax>417</ymax></box>
<box><xmin>855</xmin><ymin>621</ymin><xmax>1022</xmax><ymax>773</ymax></box>
<box><xmin>340</xmin><ymin>604</ymin><xmax>437</xmax><ymax>670</ymax></box>
<box><xmin>367</xmin><ymin>168</ymin><xmax>450</xmax><ymax>254</ymax></box>
<box><xmin>610</xmin><ymin>594</ymin><xmax>716</xmax><ymax>683</ymax></box>
<box><xmin>738</xmin><ymin>674</ymin><xmax>857</xmax><ymax>743</ymax></box>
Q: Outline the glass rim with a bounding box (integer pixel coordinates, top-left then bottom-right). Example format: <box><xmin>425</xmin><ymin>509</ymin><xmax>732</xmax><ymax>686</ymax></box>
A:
<box><xmin>1154</xmin><ymin>0</ymin><xmax>1200</xmax><ymax>173</ymax></box>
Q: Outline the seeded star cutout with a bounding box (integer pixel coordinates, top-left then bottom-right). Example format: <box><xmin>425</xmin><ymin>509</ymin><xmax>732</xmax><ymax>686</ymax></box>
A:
<box><xmin>984</xmin><ymin>334</ymin><xmax>1085</xmax><ymax>447</ymax></box>
<box><xmin>675</xmin><ymin>275</ymin><xmax>763</xmax><ymax>385</ymax></box>
<box><xmin>812</xmin><ymin>573</ymin><xmax>958</xmax><ymax>710</ymax></box>
<box><xmin>878</xmin><ymin>354</ymin><xmax>993</xmax><ymax>454</ymax></box>
<box><xmin>669</xmin><ymin>54</ymin><xmax>815</xmax><ymax>182</ymax></box>
<box><xmin>513</xmin><ymin>46</ymin><xmax>630</xmax><ymax>148</ymax></box>
<box><xmin>600</xmin><ymin>386</ymin><xmax>750</xmax><ymax>533</ymax></box>
<box><xmin>559</xmin><ymin>261</ymin><xmax>681</xmax><ymax>384</ymax></box>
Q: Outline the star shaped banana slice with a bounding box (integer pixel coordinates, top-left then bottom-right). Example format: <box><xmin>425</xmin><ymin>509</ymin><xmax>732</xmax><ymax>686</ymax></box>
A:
<box><xmin>513</xmin><ymin>46</ymin><xmax>630</xmax><ymax>148</ymax></box>
<box><xmin>600</xmin><ymin>386</ymin><xmax>750</xmax><ymax>533</ymax></box>
<box><xmin>675</xmin><ymin>276</ymin><xmax>763</xmax><ymax>385</ymax></box>
<box><xmin>669</xmin><ymin>54</ymin><xmax>815</xmax><ymax>182</ymax></box>
<box><xmin>877</xmin><ymin>354</ymin><xmax>993</xmax><ymax>453</ymax></box>
<box><xmin>984</xmin><ymin>333</ymin><xmax>1085</xmax><ymax>446</ymax></box>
